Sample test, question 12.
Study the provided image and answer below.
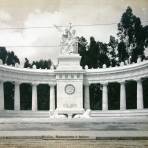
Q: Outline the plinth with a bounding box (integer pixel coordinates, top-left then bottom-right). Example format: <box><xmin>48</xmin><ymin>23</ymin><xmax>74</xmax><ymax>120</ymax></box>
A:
<box><xmin>55</xmin><ymin>54</ymin><xmax>84</xmax><ymax>117</ymax></box>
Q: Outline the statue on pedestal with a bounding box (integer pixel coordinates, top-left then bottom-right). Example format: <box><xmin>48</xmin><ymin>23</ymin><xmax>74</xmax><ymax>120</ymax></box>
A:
<box><xmin>54</xmin><ymin>23</ymin><xmax>78</xmax><ymax>55</ymax></box>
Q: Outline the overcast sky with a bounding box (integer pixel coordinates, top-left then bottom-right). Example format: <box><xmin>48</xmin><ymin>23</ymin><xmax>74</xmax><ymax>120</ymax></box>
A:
<box><xmin>0</xmin><ymin>0</ymin><xmax>147</xmax><ymax>64</ymax></box>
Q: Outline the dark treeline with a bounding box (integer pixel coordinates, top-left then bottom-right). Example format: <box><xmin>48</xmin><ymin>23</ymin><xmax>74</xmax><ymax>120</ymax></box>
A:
<box><xmin>24</xmin><ymin>58</ymin><xmax>52</xmax><ymax>69</ymax></box>
<box><xmin>78</xmin><ymin>6</ymin><xmax>148</xmax><ymax>69</ymax></box>
<box><xmin>0</xmin><ymin>6</ymin><xmax>148</xmax><ymax>110</ymax></box>
<box><xmin>77</xmin><ymin>7</ymin><xmax>148</xmax><ymax>109</ymax></box>
<box><xmin>0</xmin><ymin>47</ymin><xmax>20</xmax><ymax>66</ymax></box>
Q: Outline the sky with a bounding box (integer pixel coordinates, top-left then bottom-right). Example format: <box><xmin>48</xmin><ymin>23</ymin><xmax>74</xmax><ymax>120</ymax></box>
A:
<box><xmin>0</xmin><ymin>0</ymin><xmax>148</xmax><ymax>64</ymax></box>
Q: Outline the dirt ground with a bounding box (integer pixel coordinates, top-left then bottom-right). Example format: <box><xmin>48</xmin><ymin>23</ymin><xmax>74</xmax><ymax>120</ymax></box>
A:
<box><xmin>0</xmin><ymin>139</ymin><xmax>148</xmax><ymax>148</ymax></box>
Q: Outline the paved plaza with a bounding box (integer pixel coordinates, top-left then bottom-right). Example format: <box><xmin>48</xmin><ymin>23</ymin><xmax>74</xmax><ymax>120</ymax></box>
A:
<box><xmin>0</xmin><ymin>117</ymin><xmax>148</xmax><ymax>138</ymax></box>
<box><xmin>1</xmin><ymin>139</ymin><xmax>148</xmax><ymax>148</ymax></box>
<box><xmin>0</xmin><ymin>117</ymin><xmax>148</xmax><ymax>148</ymax></box>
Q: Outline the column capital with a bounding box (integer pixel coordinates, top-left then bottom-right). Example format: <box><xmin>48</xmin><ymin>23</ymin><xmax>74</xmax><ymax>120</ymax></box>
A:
<box><xmin>135</xmin><ymin>78</ymin><xmax>142</xmax><ymax>82</ymax></box>
<box><xmin>49</xmin><ymin>83</ymin><xmax>56</xmax><ymax>87</ymax></box>
<box><xmin>119</xmin><ymin>80</ymin><xmax>126</xmax><ymax>84</ymax></box>
<box><xmin>84</xmin><ymin>83</ymin><xmax>90</xmax><ymax>87</ymax></box>
<box><xmin>32</xmin><ymin>82</ymin><xmax>39</xmax><ymax>86</ymax></box>
<box><xmin>15</xmin><ymin>81</ymin><xmax>21</xmax><ymax>85</ymax></box>
<box><xmin>101</xmin><ymin>82</ymin><xmax>108</xmax><ymax>86</ymax></box>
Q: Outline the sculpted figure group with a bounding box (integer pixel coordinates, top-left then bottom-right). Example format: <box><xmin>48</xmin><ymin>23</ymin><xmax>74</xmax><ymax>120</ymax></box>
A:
<box><xmin>54</xmin><ymin>23</ymin><xmax>78</xmax><ymax>54</ymax></box>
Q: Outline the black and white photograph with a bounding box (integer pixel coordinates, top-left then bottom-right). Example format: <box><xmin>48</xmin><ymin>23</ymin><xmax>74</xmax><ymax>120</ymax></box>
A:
<box><xmin>0</xmin><ymin>0</ymin><xmax>148</xmax><ymax>147</ymax></box>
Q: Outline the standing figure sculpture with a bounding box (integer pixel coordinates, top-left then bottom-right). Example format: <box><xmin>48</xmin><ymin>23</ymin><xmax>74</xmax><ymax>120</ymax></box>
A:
<box><xmin>54</xmin><ymin>23</ymin><xmax>78</xmax><ymax>54</ymax></box>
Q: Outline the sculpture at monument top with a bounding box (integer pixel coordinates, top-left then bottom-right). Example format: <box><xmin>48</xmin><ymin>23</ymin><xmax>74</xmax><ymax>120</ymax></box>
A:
<box><xmin>54</xmin><ymin>23</ymin><xmax>78</xmax><ymax>55</ymax></box>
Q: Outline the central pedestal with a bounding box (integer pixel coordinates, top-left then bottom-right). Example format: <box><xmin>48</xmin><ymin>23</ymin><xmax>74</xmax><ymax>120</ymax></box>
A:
<box><xmin>55</xmin><ymin>54</ymin><xmax>84</xmax><ymax>117</ymax></box>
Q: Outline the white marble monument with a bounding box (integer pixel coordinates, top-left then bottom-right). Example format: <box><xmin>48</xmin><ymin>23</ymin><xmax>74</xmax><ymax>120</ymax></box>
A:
<box><xmin>55</xmin><ymin>23</ymin><xmax>84</xmax><ymax>118</ymax></box>
<box><xmin>0</xmin><ymin>23</ymin><xmax>148</xmax><ymax>120</ymax></box>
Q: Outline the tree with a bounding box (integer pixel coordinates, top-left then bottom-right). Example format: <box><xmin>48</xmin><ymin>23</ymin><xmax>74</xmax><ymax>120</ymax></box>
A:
<box><xmin>87</xmin><ymin>37</ymin><xmax>98</xmax><ymax>68</ymax></box>
<box><xmin>0</xmin><ymin>47</ymin><xmax>7</xmax><ymax>63</ymax></box>
<box><xmin>6</xmin><ymin>51</ymin><xmax>20</xmax><ymax>66</ymax></box>
<box><xmin>0</xmin><ymin>47</ymin><xmax>20</xmax><ymax>65</ymax></box>
<box><xmin>78</xmin><ymin>36</ymin><xmax>88</xmax><ymax>68</ymax></box>
<box><xmin>97</xmin><ymin>41</ymin><xmax>110</xmax><ymax>67</ymax></box>
<box><xmin>32</xmin><ymin>59</ymin><xmax>52</xmax><ymax>69</ymax></box>
<box><xmin>107</xmin><ymin>36</ymin><xmax>119</xmax><ymax>66</ymax></box>
<box><xmin>24</xmin><ymin>58</ymin><xmax>52</xmax><ymax>69</ymax></box>
<box><xmin>143</xmin><ymin>26</ymin><xmax>148</xmax><ymax>47</ymax></box>
<box><xmin>78</xmin><ymin>36</ymin><xmax>110</xmax><ymax>68</ymax></box>
<box><xmin>117</xmin><ymin>6</ymin><xmax>148</xmax><ymax>62</ymax></box>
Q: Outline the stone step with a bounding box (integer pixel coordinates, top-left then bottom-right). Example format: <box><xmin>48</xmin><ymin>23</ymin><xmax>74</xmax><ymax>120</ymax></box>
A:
<box><xmin>91</xmin><ymin>109</ymin><xmax>148</xmax><ymax>117</ymax></box>
<box><xmin>0</xmin><ymin>111</ymin><xmax>50</xmax><ymax>118</ymax></box>
<box><xmin>1</xmin><ymin>109</ymin><xmax>148</xmax><ymax>118</ymax></box>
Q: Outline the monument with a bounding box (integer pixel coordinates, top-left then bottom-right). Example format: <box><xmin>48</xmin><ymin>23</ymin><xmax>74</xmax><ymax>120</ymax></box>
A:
<box><xmin>0</xmin><ymin>23</ymin><xmax>148</xmax><ymax>143</ymax></box>
<box><xmin>55</xmin><ymin>23</ymin><xmax>84</xmax><ymax>118</ymax></box>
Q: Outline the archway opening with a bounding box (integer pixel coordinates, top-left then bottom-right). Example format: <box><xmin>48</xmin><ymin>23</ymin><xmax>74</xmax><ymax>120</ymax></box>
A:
<box><xmin>20</xmin><ymin>83</ymin><xmax>32</xmax><ymax>110</ymax></box>
<box><xmin>143</xmin><ymin>78</ymin><xmax>148</xmax><ymax>108</ymax></box>
<box><xmin>108</xmin><ymin>82</ymin><xmax>120</xmax><ymax>110</ymax></box>
<box><xmin>126</xmin><ymin>81</ymin><xmax>137</xmax><ymax>109</ymax></box>
<box><xmin>37</xmin><ymin>84</ymin><xmax>49</xmax><ymax>110</ymax></box>
<box><xmin>90</xmin><ymin>83</ymin><xmax>102</xmax><ymax>110</ymax></box>
<box><xmin>4</xmin><ymin>82</ymin><xmax>14</xmax><ymax>110</ymax></box>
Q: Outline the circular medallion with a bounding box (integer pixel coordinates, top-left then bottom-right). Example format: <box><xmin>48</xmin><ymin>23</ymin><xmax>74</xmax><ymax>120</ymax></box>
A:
<box><xmin>65</xmin><ymin>84</ymin><xmax>75</xmax><ymax>95</ymax></box>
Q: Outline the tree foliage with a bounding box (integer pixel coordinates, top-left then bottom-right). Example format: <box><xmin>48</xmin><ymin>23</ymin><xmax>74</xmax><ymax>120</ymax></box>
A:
<box><xmin>24</xmin><ymin>58</ymin><xmax>52</xmax><ymax>69</ymax></box>
<box><xmin>78</xmin><ymin>6</ymin><xmax>148</xmax><ymax>110</ymax></box>
<box><xmin>117</xmin><ymin>6</ymin><xmax>148</xmax><ymax>62</ymax></box>
<box><xmin>78</xmin><ymin>36</ymin><xmax>110</xmax><ymax>68</ymax></box>
<box><xmin>0</xmin><ymin>47</ymin><xmax>20</xmax><ymax>65</ymax></box>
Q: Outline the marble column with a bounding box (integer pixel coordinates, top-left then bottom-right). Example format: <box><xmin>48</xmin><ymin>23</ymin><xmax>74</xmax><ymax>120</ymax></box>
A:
<box><xmin>120</xmin><ymin>81</ymin><xmax>126</xmax><ymax>110</ymax></box>
<box><xmin>102</xmin><ymin>82</ymin><xmax>108</xmax><ymax>111</ymax></box>
<box><xmin>14</xmin><ymin>82</ymin><xmax>20</xmax><ymax>111</ymax></box>
<box><xmin>32</xmin><ymin>83</ymin><xmax>38</xmax><ymax>111</ymax></box>
<box><xmin>84</xmin><ymin>84</ymin><xmax>90</xmax><ymax>110</ymax></box>
<box><xmin>137</xmin><ymin>79</ymin><xmax>143</xmax><ymax>109</ymax></box>
<box><xmin>50</xmin><ymin>84</ymin><xmax>55</xmax><ymax>111</ymax></box>
<box><xmin>0</xmin><ymin>81</ymin><xmax>4</xmax><ymax>110</ymax></box>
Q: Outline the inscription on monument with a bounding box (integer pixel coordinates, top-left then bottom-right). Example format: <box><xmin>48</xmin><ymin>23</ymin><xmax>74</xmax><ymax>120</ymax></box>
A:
<box><xmin>63</xmin><ymin>104</ymin><xmax>77</xmax><ymax>108</ymax></box>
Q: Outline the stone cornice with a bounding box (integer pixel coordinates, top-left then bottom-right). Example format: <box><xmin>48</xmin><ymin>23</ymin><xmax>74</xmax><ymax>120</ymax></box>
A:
<box><xmin>0</xmin><ymin>60</ymin><xmax>148</xmax><ymax>84</ymax></box>
<box><xmin>0</xmin><ymin>65</ymin><xmax>56</xmax><ymax>84</ymax></box>
<box><xmin>84</xmin><ymin>60</ymin><xmax>148</xmax><ymax>84</ymax></box>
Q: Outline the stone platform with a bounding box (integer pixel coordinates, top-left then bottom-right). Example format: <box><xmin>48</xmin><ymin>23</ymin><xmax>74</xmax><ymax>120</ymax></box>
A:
<box><xmin>0</xmin><ymin>114</ymin><xmax>148</xmax><ymax>147</ymax></box>
<box><xmin>0</xmin><ymin>116</ymin><xmax>148</xmax><ymax>138</ymax></box>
